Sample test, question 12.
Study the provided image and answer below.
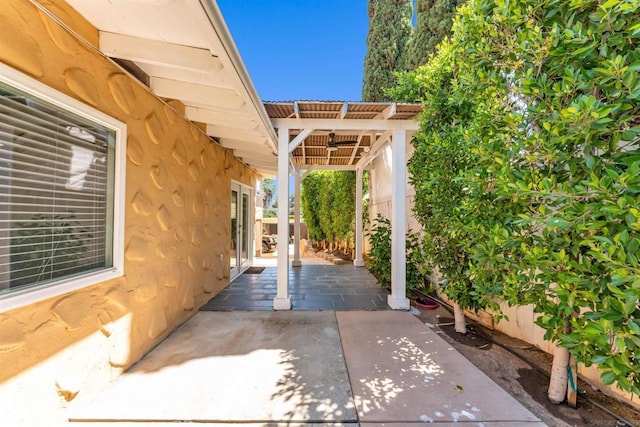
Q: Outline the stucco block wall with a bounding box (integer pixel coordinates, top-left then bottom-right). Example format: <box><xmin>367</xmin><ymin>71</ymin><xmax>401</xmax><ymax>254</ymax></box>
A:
<box><xmin>368</xmin><ymin>142</ymin><xmax>420</xmax><ymax>233</ymax></box>
<box><xmin>0</xmin><ymin>1</ymin><xmax>256</xmax><ymax>425</ymax></box>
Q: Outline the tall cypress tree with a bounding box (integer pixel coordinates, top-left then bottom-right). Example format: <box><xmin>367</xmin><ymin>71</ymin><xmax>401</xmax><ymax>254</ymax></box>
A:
<box><xmin>406</xmin><ymin>0</ymin><xmax>464</xmax><ymax>70</ymax></box>
<box><xmin>362</xmin><ymin>0</ymin><xmax>412</xmax><ymax>102</ymax></box>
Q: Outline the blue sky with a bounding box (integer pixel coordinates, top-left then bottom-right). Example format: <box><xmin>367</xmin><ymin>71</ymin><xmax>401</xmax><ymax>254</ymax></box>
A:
<box><xmin>217</xmin><ymin>1</ymin><xmax>369</xmax><ymax>102</ymax></box>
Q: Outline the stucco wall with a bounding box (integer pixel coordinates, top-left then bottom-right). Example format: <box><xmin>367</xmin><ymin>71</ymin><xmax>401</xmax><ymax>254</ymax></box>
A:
<box><xmin>368</xmin><ymin>141</ymin><xmax>420</xmax><ymax>233</ymax></box>
<box><xmin>0</xmin><ymin>1</ymin><xmax>256</xmax><ymax>425</ymax></box>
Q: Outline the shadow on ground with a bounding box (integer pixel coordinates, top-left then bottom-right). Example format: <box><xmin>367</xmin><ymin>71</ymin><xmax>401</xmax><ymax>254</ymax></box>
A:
<box><xmin>69</xmin><ymin>311</ymin><xmax>357</xmax><ymax>423</ymax></box>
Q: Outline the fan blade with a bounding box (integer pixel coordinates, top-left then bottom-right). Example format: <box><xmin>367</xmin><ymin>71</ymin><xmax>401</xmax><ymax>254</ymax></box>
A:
<box><xmin>331</xmin><ymin>140</ymin><xmax>359</xmax><ymax>146</ymax></box>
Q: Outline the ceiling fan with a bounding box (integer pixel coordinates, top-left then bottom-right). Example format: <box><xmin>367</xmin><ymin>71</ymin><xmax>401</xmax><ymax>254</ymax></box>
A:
<box><xmin>326</xmin><ymin>132</ymin><xmax>358</xmax><ymax>152</ymax></box>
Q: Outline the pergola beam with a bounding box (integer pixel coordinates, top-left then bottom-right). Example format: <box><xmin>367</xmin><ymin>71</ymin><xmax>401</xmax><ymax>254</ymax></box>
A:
<box><xmin>295</xmin><ymin>165</ymin><xmax>357</xmax><ymax>171</ymax></box>
<box><xmin>288</xmin><ymin>129</ymin><xmax>313</xmax><ymax>153</ymax></box>
<box><xmin>355</xmin><ymin>130</ymin><xmax>393</xmax><ymax>169</ymax></box>
<box><xmin>376</xmin><ymin>103</ymin><xmax>397</xmax><ymax>120</ymax></box>
<box><xmin>272</xmin><ymin>118</ymin><xmax>419</xmax><ymax>131</ymax></box>
<box><xmin>301</xmin><ymin>166</ymin><xmax>316</xmax><ymax>179</ymax></box>
<box><xmin>339</xmin><ymin>102</ymin><xmax>348</xmax><ymax>119</ymax></box>
<box><xmin>348</xmin><ymin>133</ymin><xmax>365</xmax><ymax>165</ymax></box>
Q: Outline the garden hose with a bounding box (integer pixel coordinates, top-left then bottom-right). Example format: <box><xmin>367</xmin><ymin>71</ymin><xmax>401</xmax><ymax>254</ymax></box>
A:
<box><xmin>426</xmin><ymin>296</ymin><xmax>638</xmax><ymax>427</ymax></box>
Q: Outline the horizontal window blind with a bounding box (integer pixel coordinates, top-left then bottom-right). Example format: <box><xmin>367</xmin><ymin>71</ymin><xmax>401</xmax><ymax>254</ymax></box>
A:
<box><xmin>0</xmin><ymin>81</ymin><xmax>116</xmax><ymax>295</ymax></box>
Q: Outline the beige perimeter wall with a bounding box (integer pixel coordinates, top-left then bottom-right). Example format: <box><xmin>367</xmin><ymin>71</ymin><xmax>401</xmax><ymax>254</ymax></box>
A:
<box><xmin>0</xmin><ymin>1</ymin><xmax>257</xmax><ymax>425</ymax></box>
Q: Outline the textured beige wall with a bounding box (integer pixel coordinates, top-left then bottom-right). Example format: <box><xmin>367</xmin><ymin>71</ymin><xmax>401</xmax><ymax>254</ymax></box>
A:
<box><xmin>368</xmin><ymin>142</ymin><xmax>420</xmax><ymax>234</ymax></box>
<box><xmin>0</xmin><ymin>1</ymin><xmax>256</xmax><ymax>425</ymax></box>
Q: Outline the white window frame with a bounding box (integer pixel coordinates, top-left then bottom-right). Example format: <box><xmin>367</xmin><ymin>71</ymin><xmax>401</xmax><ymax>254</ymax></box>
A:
<box><xmin>0</xmin><ymin>63</ymin><xmax>126</xmax><ymax>313</ymax></box>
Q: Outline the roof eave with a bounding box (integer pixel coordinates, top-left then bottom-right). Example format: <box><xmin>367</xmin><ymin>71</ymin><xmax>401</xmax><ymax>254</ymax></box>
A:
<box><xmin>197</xmin><ymin>0</ymin><xmax>278</xmax><ymax>155</ymax></box>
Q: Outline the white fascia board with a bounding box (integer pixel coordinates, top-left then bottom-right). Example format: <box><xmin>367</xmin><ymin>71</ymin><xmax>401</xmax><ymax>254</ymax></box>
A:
<box><xmin>196</xmin><ymin>0</ymin><xmax>278</xmax><ymax>153</ymax></box>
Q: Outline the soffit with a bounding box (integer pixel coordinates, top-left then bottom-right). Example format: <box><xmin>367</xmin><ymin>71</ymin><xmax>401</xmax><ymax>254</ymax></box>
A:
<box><xmin>66</xmin><ymin>0</ymin><xmax>278</xmax><ymax>176</ymax></box>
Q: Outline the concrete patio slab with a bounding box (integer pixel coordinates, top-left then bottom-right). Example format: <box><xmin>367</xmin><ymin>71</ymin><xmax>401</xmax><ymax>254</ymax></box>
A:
<box><xmin>71</xmin><ymin>424</ymin><xmax>358</xmax><ymax>427</ymax></box>
<box><xmin>70</xmin><ymin>312</ymin><xmax>356</xmax><ymax>424</ymax></box>
<box><xmin>336</xmin><ymin>311</ymin><xmax>542</xmax><ymax>425</ymax></box>
<box><xmin>361</xmin><ymin>423</ymin><xmax>546</xmax><ymax>427</ymax></box>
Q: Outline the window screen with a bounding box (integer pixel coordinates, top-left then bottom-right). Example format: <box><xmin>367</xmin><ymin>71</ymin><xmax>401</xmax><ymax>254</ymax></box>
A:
<box><xmin>0</xmin><ymin>81</ymin><xmax>116</xmax><ymax>296</ymax></box>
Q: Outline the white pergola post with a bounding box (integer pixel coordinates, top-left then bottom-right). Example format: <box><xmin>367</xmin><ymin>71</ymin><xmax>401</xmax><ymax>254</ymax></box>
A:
<box><xmin>353</xmin><ymin>167</ymin><xmax>365</xmax><ymax>267</ymax></box>
<box><xmin>274</xmin><ymin>127</ymin><xmax>291</xmax><ymax>310</ymax></box>
<box><xmin>387</xmin><ymin>129</ymin><xmax>410</xmax><ymax>310</ymax></box>
<box><xmin>292</xmin><ymin>169</ymin><xmax>302</xmax><ymax>267</ymax></box>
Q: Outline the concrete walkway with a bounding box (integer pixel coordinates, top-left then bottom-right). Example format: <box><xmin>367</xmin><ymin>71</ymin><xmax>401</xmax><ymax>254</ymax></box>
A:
<box><xmin>68</xmin><ymin>311</ymin><xmax>544</xmax><ymax>426</ymax></box>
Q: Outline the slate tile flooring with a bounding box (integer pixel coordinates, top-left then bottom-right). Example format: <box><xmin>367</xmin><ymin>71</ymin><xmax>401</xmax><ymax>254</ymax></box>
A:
<box><xmin>200</xmin><ymin>265</ymin><xmax>391</xmax><ymax>311</ymax></box>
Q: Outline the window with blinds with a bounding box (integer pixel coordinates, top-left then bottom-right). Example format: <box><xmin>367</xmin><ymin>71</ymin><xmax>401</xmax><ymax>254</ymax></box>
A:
<box><xmin>0</xmin><ymin>68</ymin><xmax>124</xmax><ymax>301</ymax></box>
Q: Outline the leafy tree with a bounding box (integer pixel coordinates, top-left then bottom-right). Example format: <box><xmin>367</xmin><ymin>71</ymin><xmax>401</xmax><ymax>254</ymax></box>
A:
<box><xmin>362</xmin><ymin>0</ymin><xmax>413</xmax><ymax>101</ymax></box>
<box><xmin>366</xmin><ymin>214</ymin><xmax>430</xmax><ymax>297</ymax></box>
<box><xmin>301</xmin><ymin>171</ymin><xmax>363</xmax><ymax>246</ymax></box>
<box><xmin>301</xmin><ymin>173</ymin><xmax>323</xmax><ymax>241</ymax></box>
<box><xmin>406</xmin><ymin>0</ymin><xmax>464</xmax><ymax>69</ymax></box>
<box><xmin>393</xmin><ymin>0</ymin><xmax>640</xmax><ymax>400</ymax></box>
<box><xmin>456</xmin><ymin>0</ymin><xmax>640</xmax><ymax>400</ymax></box>
<box><xmin>262</xmin><ymin>178</ymin><xmax>275</xmax><ymax>209</ymax></box>
<box><xmin>391</xmin><ymin>41</ymin><xmax>503</xmax><ymax>334</ymax></box>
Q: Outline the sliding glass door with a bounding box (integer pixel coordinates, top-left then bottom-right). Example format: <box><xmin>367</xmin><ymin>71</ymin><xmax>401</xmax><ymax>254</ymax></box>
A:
<box><xmin>230</xmin><ymin>182</ymin><xmax>252</xmax><ymax>278</ymax></box>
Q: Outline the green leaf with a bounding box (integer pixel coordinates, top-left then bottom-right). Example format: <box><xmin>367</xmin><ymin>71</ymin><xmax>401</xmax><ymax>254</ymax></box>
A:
<box><xmin>601</xmin><ymin>371</ymin><xmax>617</xmax><ymax>385</ymax></box>
<box><xmin>586</xmin><ymin>156</ymin><xmax>596</xmax><ymax>169</ymax></box>
<box><xmin>591</xmin><ymin>355</ymin><xmax>608</xmax><ymax>364</ymax></box>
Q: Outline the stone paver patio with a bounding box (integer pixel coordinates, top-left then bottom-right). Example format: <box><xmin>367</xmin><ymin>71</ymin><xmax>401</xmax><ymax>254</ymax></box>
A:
<box><xmin>200</xmin><ymin>264</ymin><xmax>391</xmax><ymax>311</ymax></box>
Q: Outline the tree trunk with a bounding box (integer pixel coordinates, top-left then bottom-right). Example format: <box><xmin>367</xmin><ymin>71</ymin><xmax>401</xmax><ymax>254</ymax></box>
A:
<box><xmin>453</xmin><ymin>302</ymin><xmax>467</xmax><ymax>334</ymax></box>
<box><xmin>548</xmin><ymin>345</ymin><xmax>570</xmax><ymax>404</ymax></box>
<box><xmin>567</xmin><ymin>354</ymin><xmax>578</xmax><ymax>408</ymax></box>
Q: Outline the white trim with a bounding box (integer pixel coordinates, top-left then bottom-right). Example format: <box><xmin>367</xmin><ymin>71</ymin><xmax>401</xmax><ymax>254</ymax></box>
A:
<box><xmin>292</xmin><ymin>170</ymin><xmax>302</xmax><ymax>267</ymax></box>
<box><xmin>272</xmin><ymin>118</ymin><xmax>420</xmax><ymax>131</ymax></box>
<box><xmin>0</xmin><ymin>63</ymin><xmax>127</xmax><ymax>313</ymax></box>
<box><xmin>388</xmin><ymin>130</ymin><xmax>410</xmax><ymax>310</ymax></box>
<box><xmin>197</xmin><ymin>0</ymin><xmax>279</xmax><ymax>154</ymax></box>
<box><xmin>274</xmin><ymin>127</ymin><xmax>291</xmax><ymax>310</ymax></box>
<box><xmin>354</xmin><ymin>167</ymin><xmax>365</xmax><ymax>267</ymax></box>
<box><xmin>288</xmin><ymin>129</ymin><xmax>313</xmax><ymax>153</ymax></box>
<box><xmin>229</xmin><ymin>180</ymin><xmax>254</xmax><ymax>281</ymax></box>
<box><xmin>295</xmin><ymin>165</ymin><xmax>357</xmax><ymax>171</ymax></box>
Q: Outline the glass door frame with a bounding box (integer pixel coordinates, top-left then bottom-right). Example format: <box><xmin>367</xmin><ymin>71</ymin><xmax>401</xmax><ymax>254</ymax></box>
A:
<box><xmin>230</xmin><ymin>181</ymin><xmax>253</xmax><ymax>280</ymax></box>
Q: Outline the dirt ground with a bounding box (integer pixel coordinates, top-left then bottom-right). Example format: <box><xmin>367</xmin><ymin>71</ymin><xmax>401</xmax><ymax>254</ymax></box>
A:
<box><xmin>412</xmin><ymin>302</ymin><xmax>640</xmax><ymax>427</ymax></box>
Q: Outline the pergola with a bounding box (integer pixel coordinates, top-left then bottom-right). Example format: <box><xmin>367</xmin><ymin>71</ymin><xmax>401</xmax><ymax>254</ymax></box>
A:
<box><xmin>263</xmin><ymin>101</ymin><xmax>423</xmax><ymax>310</ymax></box>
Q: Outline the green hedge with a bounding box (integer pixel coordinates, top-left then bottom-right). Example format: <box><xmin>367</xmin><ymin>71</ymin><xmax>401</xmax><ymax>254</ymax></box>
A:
<box><xmin>392</xmin><ymin>0</ymin><xmax>640</xmax><ymax>395</ymax></box>
<box><xmin>301</xmin><ymin>171</ymin><xmax>363</xmax><ymax>245</ymax></box>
